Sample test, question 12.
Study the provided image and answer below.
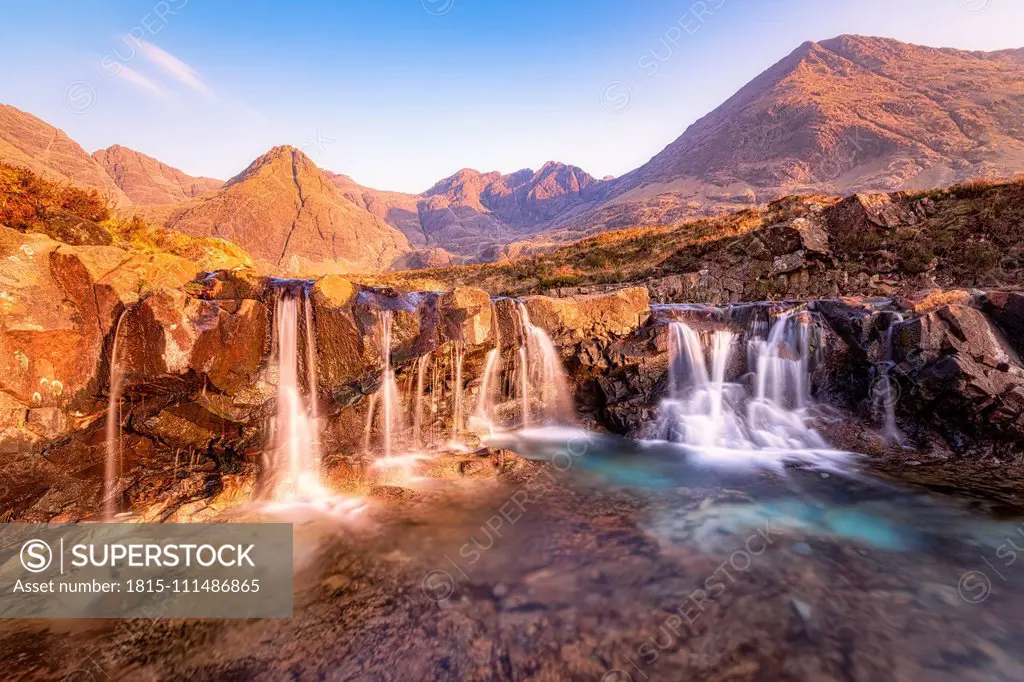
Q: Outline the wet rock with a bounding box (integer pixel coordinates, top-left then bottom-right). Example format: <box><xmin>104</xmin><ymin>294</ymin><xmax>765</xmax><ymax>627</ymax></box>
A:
<box><xmin>186</xmin><ymin>269</ymin><xmax>270</xmax><ymax>301</ymax></box>
<box><xmin>892</xmin><ymin>304</ymin><xmax>1024</xmax><ymax>443</ymax></box>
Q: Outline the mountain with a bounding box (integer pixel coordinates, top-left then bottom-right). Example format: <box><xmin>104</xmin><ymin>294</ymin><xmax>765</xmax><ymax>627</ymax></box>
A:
<box><xmin>329</xmin><ymin>162</ymin><xmax>601</xmax><ymax>258</ymax></box>
<box><xmin>93</xmin><ymin>144</ymin><xmax>223</xmax><ymax>204</ymax></box>
<box><xmin>3</xmin><ymin>35</ymin><xmax>1024</xmax><ymax>270</ymax></box>
<box><xmin>563</xmin><ymin>35</ymin><xmax>1024</xmax><ymax>233</ymax></box>
<box><xmin>0</xmin><ymin>104</ymin><xmax>129</xmax><ymax>206</ymax></box>
<box><xmin>143</xmin><ymin>146</ymin><xmax>410</xmax><ymax>274</ymax></box>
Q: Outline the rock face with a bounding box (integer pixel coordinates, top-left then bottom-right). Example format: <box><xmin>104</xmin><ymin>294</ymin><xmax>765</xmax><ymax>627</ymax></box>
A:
<box><xmin>1</xmin><ymin>211</ymin><xmax>1021</xmax><ymax>521</ymax></box>
<box><xmin>0</xmin><ymin>104</ymin><xmax>130</xmax><ymax>207</ymax></box>
<box><xmin>522</xmin><ymin>288</ymin><xmax>650</xmax><ymax>340</ymax></box>
<box><xmin>0</xmin><ymin>226</ymin><xmax>198</xmax><ymax>438</ymax></box>
<box><xmin>93</xmin><ymin>145</ymin><xmax>223</xmax><ymax>205</ymax></box>
<box><xmin>152</xmin><ymin>146</ymin><xmax>411</xmax><ymax>274</ymax></box>
<box><xmin>891</xmin><ymin>304</ymin><xmax>1024</xmax><ymax>442</ymax></box>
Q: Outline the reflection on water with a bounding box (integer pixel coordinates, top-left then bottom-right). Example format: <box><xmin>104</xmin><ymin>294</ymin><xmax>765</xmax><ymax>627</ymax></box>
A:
<box><xmin>492</xmin><ymin>428</ymin><xmax>1021</xmax><ymax>554</ymax></box>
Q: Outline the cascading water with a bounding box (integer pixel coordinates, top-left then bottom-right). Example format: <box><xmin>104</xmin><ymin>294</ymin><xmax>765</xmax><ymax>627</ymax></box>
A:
<box><xmin>467</xmin><ymin>299</ymin><xmax>574</xmax><ymax>435</ymax></box>
<box><xmin>413</xmin><ymin>352</ymin><xmax>431</xmax><ymax>448</ymax></box>
<box><xmin>104</xmin><ymin>309</ymin><xmax>128</xmax><ymax>520</ymax></box>
<box><xmin>451</xmin><ymin>342</ymin><xmax>465</xmax><ymax>440</ymax></box>
<box><xmin>873</xmin><ymin>312</ymin><xmax>905</xmax><ymax>444</ymax></box>
<box><xmin>269</xmin><ymin>290</ymin><xmax>322</xmax><ymax>500</ymax></box>
<box><xmin>303</xmin><ymin>291</ymin><xmax>321</xmax><ymax>461</ymax></box>
<box><xmin>471</xmin><ymin>348</ymin><xmax>502</xmax><ymax>436</ymax></box>
<box><xmin>657</xmin><ymin>311</ymin><xmax>841</xmax><ymax>468</ymax></box>
<box><xmin>515</xmin><ymin>301</ymin><xmax>574</xmax><ymax>427</ymax></box>
<box><xmin>364</xmin><ymin>309</ymin><xmax>408</xmax><ymax>458</ymax></box>
<box><xmin>469</xmin><ymin>301</ymin><xmax>503</xmax><ymax>436</ymax></box>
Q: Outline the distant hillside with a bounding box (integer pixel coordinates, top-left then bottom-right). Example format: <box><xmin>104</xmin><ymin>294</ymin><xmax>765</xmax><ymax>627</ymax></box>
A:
<box><xmin>94</xmin><ymin>144</ymin><xmax>223</xmax><ymax>205</ymax></box>
<box><xmin>366</xmin><ymin>179</ymin><xmax>1024</xmax><ymax>301</ymax></box>
<box><xmin>328</xmin><ymin>163</ymin><xmax>601</xmax><ymax>259</ymax></box>
<box><xmin>2</xmin><ymin>35</ymin><xmax>1023</xmax><ymax>272</ymax></box>
<box><xmin>0</xmin><ymin>104</ymin><xmax>129</xmax><ymax>207</ymax></box>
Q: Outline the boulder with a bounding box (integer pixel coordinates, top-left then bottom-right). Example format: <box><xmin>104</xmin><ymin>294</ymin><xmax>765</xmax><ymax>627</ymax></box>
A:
<box><xmin>894</xmin><ymin>305</ymin><xmax>1019</xmax><ymax>368</ymax></box>
<box><xmin>0</xmin><ymin>228</ymin><xmax>113</xmax><ymax>410</ymax></box>
<box><xmin>185</xmin><ymin>269</ymin><xmax>270</xmax><ymax>301</ymax></box>
<box><xmin>522</xmin><ymin>287</ymin><xmax>650</xmax><ymax>341</ymax></box>
<box><xmin>828</xmin><ymin>192</ymin><xmax>921</xmax><ymax>231</ymax></box>
<box><xmin>36</xmin><ymin>208</ymin><xmax>113</xmax><ymax>246</ymax></box>
<box><xmin>979</xmin><ymin>292</ymin><xmax>1024</xmax><ymax>357</ymax></box>
<box><xmin>892</xmin><ymin>304</ymin><xmax>1024</xmax><ymax>444</ymax></box>
<box><xmin>311</xmin><ymin>275</ymin><xmax>357</xmax><ymax>309</ymax></box>
<box><xmin>438</xmin><ymin>287</ymin><xmax>492</xmax><ymax>346</ymax></box>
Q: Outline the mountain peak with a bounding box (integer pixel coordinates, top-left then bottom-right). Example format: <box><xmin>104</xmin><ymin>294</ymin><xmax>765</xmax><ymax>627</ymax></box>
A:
<box><xmin>226</xmin><ymin>144</ymin><xmax>321</xmax><ymax>188</ymax></box>
<box><xmin>0</xmin><ymin>103</ymin><xmax>130</xmax><ymax>206</ymax></box>
<box><xmin>163</xmin><ymin>145</ymin><xmax>410</xmax><ymax>273</ymax></box>
<box><xmin>93</xmin><ymin>144</ymin><xmax>222</xmax><ymax>204</ymax></box>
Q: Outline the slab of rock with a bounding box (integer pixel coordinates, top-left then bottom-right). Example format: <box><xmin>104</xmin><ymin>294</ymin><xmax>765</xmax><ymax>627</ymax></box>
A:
<box><xmin>438</xmin><ymin>287</ymin><xmax>492</xmax><ymax>346</ymax></box>
<box><xmin>979</xmin><ymin>292</ymin><xmax>1024</xmax><ymax>357</ymax></box>
<box><xmin>522</xmin><ymin>287</ymin><xmax>650</xmax><ymax>340</ymax></box>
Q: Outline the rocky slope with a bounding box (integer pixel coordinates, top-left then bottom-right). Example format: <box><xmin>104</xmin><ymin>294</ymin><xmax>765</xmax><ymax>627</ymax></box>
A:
<box><xmin>2</xmin><ymin>235</ymin><xmax>1021</xmax><ymax>522</ymax></box>
<box><xmin>382</xmin><ymin>179</ymin><xmax>1024</xmax><ymax>302</ymax></box>
<box><xmin>93</xmin><ymin>144</ymin><xmax>223</xmax><ymax>204</ymax></box>
<box><xmin>0</xmin><ymin>104</ymin><xmax>129</xmax><ymax>207</ymax></box>
<box><xmin>550</xmin><ymin>35</ymin><xmax>1024</xmax><ymax>236</ymax></box>
<box><xmin>142</xmin><ymin>146</ymin><xmax>412</xmax><ymax>274</ymax></box>
<box><xmin>1</xmin><ymin>164</ymin><xmax>1022</xmax><ymax>520</ymax></box>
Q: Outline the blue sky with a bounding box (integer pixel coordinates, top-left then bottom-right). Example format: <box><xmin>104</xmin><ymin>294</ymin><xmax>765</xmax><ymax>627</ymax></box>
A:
<box><xmin>0</xmin><ymin>0</ymin><xmax>1021</xmax><ymax>193</ymax></box>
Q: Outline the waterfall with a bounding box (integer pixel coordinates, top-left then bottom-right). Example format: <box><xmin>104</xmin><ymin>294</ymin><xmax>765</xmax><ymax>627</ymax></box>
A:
<box><xmin>470</xmin><ymin>300</ymin><xmax>503</xmax><ymax>436</ymax></box>
<box><xmin>365</xmin><ymin>309</ymin><xmax>408</xmax><ymax>458</ymax></box>
<box><xmin>750</xmin><ymin>311</ymin><xmax>814</xmax><ymax>410</ymax></box>
<box><xmin>467</xmin><ymin>300</ymin><xmax>575</xmax><ymax>433</ymax></box>
<box><xmin>270</xmin><ymin>290</ymin><xmax>321</xmax><ymax>500</ymax></box>
<box><xmin>451</xmin><ymin>342</ymin><xmax>465</xmax><ymax>440</ymax></box>
<box><xmin>874</xmin><ymin>312</ymin><xmax>904</xmax><ymax>444</ymax></box>
<box><xmin>658</xmin><ymin>314</ymin><xmax>832</xmax><ymax>463</ymax></box>
<box><xmin>518</xmin><ymin>346</ymin><xmax>530</xmax><ymax>427</ymax></box>
<box><xmin>303</xmin><ymin>291</ymin><xmax>321</xmax><ymax>462</ymax></box>
<box><xmin>413</xmin><ymin>352</ymin><xmax>430</xmax><ymax>448</ymax></box>
<box><xmin>514</xmin><ymin>302</ymin><xmax>574</xmax><ymax>427</ymax></box>
<box><xmin>104</xmin><ymin>309</ymin><xmax>128</xmax><ymax>520</ymax></box>
<box><xmin>470</xmin><ymin>348</ymin><xmax>502</xmax><ymax>436</ymax></box>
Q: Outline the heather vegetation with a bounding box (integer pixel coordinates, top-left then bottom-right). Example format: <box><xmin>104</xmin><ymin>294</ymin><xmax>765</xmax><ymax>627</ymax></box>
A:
<box><xmin>364</xmin><ymin>179</ymin><xmax>1024</xmax><ymax>298</ymax></box>
<box><xmin>0</xmin><ymin>162</ymin><xmax>253</xmax><ymax>271</ymax></box>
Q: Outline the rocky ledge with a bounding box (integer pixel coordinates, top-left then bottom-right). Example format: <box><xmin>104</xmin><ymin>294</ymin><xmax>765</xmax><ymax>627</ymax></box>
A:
<box><xmin>1</xmin><ymin>222</ymin><xmax>1022</xmax><ymax>520</ymax></box>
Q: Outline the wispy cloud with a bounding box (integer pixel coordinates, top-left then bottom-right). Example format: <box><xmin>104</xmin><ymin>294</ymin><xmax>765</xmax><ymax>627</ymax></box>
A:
<box><xmin>112</xmin><ymin>63</ymin><xmax>166</xmax><ymax>97</ymax></box>
<box><xmin>137</xmin><ymin>40</ymin><xmax>209</xmax><ymax>94</ymax></box>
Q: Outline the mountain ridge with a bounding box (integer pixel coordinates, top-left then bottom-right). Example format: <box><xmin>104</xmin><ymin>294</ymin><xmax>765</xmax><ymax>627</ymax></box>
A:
<box><xmin>94</xmin><ymin>144</ymin><xmax>223</xmax><ymax>205</ymax></box>
<box><xmin>2</xmin><ymin>34</ymin><xmax>1023</xmax><ymax>271</ymax></box>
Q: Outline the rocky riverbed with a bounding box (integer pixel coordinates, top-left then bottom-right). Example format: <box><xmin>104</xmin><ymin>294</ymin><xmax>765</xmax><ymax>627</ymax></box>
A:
<box><xmin>3</xmin><ymin>442</ymin><xmax>1024</xmax><ymax>681</ymax></box>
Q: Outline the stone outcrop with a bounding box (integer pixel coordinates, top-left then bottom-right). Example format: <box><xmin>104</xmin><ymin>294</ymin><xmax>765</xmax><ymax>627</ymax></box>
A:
<box><xmin>2</xmin><ymin>238</ymin><xmax>1021</xmax><ymax>521</ymax></box>
<box><xmin>891</xmin><ymin>304</ymin><xmax>1024</xmax><ymax>442</ymax></box>
<box><xmin>522</xmin><ymin>287</ymin><xmax>650</xmax><ymax>341</ymax></box>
